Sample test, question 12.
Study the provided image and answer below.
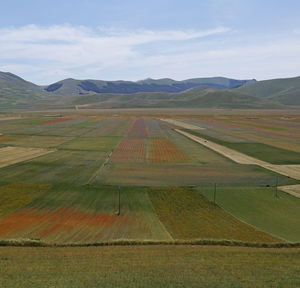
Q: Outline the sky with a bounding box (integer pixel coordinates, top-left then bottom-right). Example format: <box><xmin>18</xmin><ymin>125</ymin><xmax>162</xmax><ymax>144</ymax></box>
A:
<box><xmin>0</xmin><ymin>0</ymin><xmax>300</xmax><ymax>84</ymax></box>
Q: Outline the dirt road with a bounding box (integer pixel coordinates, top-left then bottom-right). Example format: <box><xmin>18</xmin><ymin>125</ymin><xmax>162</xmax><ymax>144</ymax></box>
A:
<box><xmin>161</xmin><ymin>119</ymin><xmax>204</xmax><ymax>130</ymax></box>
<box><xmin>176</xmin><ymin>129</ymin><xmax>300</xmax><ymax>181</ymax></box>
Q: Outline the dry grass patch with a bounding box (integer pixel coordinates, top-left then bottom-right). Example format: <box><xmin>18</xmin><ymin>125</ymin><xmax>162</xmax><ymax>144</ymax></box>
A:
<box><xmin>0</xmin><ymin>146</ymin><xmax>55</xmax><ymax>168</ymax></box>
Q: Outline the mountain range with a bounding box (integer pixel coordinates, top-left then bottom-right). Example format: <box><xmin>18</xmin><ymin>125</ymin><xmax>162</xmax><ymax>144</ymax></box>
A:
<box><xmin>0</xmin><ymin>71</ymin><xmax>299</xmax><ymax>110</ymax></box>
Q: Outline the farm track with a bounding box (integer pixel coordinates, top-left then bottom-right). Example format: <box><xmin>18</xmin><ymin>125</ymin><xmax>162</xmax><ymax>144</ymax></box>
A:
<box><xmin>0</xmin><ymin>146</ymin><xmax>55</xmax><ymax>168</ymax></box>
<box><xmin>175</xmin><ymin>129</ymin><xmax>300</xmax><ymax>181</ymax></box>
<box><xmin>161</xmin><ymin>119</ymin><xmax>205</xmax><ymax>130</ymax></box>
<box><xmin>278</xmin><ymin>184</ymin><xmax>300</xmax><ymax>199</ymax></box>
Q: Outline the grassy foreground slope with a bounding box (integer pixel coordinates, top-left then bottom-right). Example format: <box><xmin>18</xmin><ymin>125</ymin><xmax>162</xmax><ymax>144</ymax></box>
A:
<box><xmin>199</xmin><ymin>186</ymin><xmax>300</xmax><ymax>242</ymax></box>
<box><xmin>237</xmin><ymin>76</ymin><xmax>300</xmax><ymax>105</ymax></box>
<box><xmin>1</xmin><ymin>246</ymin><xmax>299</xmax><ymax>288</ymax></box>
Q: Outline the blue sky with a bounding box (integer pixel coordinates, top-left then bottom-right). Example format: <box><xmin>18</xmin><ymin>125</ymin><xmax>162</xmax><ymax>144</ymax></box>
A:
<box><xmin>0</xmin><ymin>0</ymin><xmax>300</xmax><ymax>84</ymax></box>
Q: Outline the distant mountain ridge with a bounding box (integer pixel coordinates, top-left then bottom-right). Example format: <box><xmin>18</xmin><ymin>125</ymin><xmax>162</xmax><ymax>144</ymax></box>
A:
<box><xmin>44</xmin><ymin>77</ymin><xmax>255</xmax><ymax>95</ymax></box>
<box><xmin>0</xmin><ymin>71</ymin><xmax>299</xmax><ymax>109</ymax></box>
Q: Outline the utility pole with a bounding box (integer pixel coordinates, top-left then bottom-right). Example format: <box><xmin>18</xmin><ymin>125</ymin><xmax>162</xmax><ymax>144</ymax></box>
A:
<box><xmin>214</xmin><ymin>183</ymin><xmax>217</xmax><ymax>205</ymax></box>
<box><xmin>275</xmin><ymin>176</ymin><xmax>278</xmax><ymax>198</ymax></box>
<box><xmin>118</xmin><ymin>186</ymin><xmax>121</xmax><ymax>216</ymax></box>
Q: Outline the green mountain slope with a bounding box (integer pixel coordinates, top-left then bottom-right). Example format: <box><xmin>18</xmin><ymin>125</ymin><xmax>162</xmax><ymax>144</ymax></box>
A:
<box><xmin>71</xmin><ymin>88</ymin><xmax>283</xmax><ymax>109</ymax></box>
<box><xmin>0</xmin><ymin>71</ymin><xmax>296</xmax><ymax>109</ymax></box>
<box><xmin>237</xmin><ymin>76</ymin><xmax>300</xmax><ymax>106</ymax></box>
<box><xmin>0</xmin><ymin>72</ymin><xmax>46</xmax><ymax>108</ymax></box>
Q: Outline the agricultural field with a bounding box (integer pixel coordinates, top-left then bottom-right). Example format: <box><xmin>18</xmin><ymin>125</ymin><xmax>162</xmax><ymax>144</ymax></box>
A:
<box><xmin>0</xmin><ymin>185</ymin><xmax>171</xmax><ymax>243</ymax></box>
<box><xmin>148</xmin><ymin>187</ymin><xmax>278</xmax><ymax>242</ymax></box>
<box><xmin>199</xmin><ymin>186</ymin><xmax>300</xmax><ymax>242</ymax></box>
<box><xmin>1</xmin><ymin>246</ymin><xmax>300</xmax><ymax>288</ymax></box>
<box><xmin>0</xmin><ymin>110</ymin><xmax>299</xmax><ymax>246</ymax></box>
<box><xmin>0</xmin><ymin>146</ymin><xmax>54</xmax><ymax>168</ymax></box>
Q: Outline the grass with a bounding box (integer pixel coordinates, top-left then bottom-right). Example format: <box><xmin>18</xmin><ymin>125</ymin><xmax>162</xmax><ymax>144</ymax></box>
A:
<box><xmin>100</xmin><ymin>162</ymin><xmax>296</xmax><ymax>186</ymax></box>
<box><xmin>199</xmin><ymin>186</ymin><xmax>300</xmax><ymax>242</ymax></box>
<box><xmin>161</xmin><ymin>128</ymin><xmax>231</xmax><ymax>163</ymax></box>
<box><xmin>228</xmin><ymin>120</ymin><xmax>285</xmax><ymax>131</ymax></box>
<box><xmin>0</xmin><ymin>245</ymin><xmax>299</xmax><ymax>287</ymax></box>
<box><xmin>59</xmin><ymin>136</ymin><xmax>121</xmax><ymax>151</ymax></box>
<box><xmin>0</xmin><ymin>134</ymin><xmax>71</xmax><ymax>148</ymax></box>
<box><xmin>148</xmin><ymin>187</ymin><xmax>278</xmax><ymax>242</ymax></box>
<box><xmin>185</xmin><ymin>129</ymin><xmax>300</xmax><ymax>164</ymax></box>
<box><xmin>12</xmin><ymin>118</ymin><xmax>59</xmax><ymax>125</ymax></box>
<box><xmin>0</xmin><ymin>183</ymin><xmax>51</xmax><ymax>219</ymax></box>
<box><xmin>0</xmin><ymin>185</ymin><xmax>171</xmax><ymax>243</ymax></box>
<box><xmin>0</xmin><ymin>150</ymin><xmax>108</xmax><ymax>184</ymax></box>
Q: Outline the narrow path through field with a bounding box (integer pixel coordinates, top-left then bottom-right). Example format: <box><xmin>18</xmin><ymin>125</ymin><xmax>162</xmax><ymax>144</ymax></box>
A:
<box><xmin>161</xmin><ymin>119</ymin><xmax>205</xmax><ymax>130</ymax></box>
<box><xmin>175</xmin><ymin>129</ymin><xmax>300</xmax><ymax>184</ymax></box>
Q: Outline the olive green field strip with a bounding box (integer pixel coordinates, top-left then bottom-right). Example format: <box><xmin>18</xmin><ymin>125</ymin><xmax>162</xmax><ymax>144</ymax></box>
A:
<box><xmin>176</xmin><ymin>129</ymin><xmax>300</xmax><ymax>181</ymax></box>
<box><xmin>0</xmin><ymin>150</ymin><xmax>108</xmax><ymax>184</ymax></box>
<box><xmin>148</xmin><ymin>187</ymin><xmax>279</xmax><ymax>243</ymax></box>
<box><xmin>200</xmin><ymin>186</ymin><xmax>300</xmax><ymax>242</ymax></box>
<box><xmin>0</xmin><ymin>186</ymin><xmax>171</xmax><ymax>243</ymax></box>
<box><xmin>0</xmin><ymin>183</ymin><xmax>51</xmax><ymax>219</ymax></box>
<box><xmin>0</xmin><ymin>134</ymin><xmax>71</xmax><ymax>148</ymax></box>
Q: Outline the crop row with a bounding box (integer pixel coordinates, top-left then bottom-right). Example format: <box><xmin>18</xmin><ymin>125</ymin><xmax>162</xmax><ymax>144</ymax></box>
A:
<box><xmin>0</xmin><ymin>206</ymin><xmax>152</xmax><ymax>243</ymax></box>
<box><xmin>110</xmin><ymin>138</ymin><xmax>147</xmax><ymax>162</ymax></box>
<box><xmin>40</xmin><ymin>117</ymin><xmax>72</xmax><ymax>125</ymax></box>
<box><xmin>145</xmin><ymin>119</ymin><xmax>166</xmax><ymax>137</ymax></box>
<box><xmin>126</xmin><ymin>119</ymin><xmax>148</xmax><ymax>137</ymax></box>
<box><xmin>148</xmin><ymin>187</ymin><xmax>279</xmax><ymax>242</ymax></box>
<box><xmin>149</xmin><ymin>139</ymin><xmax>189</xmax><ymax>162</ymax></box>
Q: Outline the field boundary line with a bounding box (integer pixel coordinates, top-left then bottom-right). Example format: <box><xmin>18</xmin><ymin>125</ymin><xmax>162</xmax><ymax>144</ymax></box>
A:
<box><xmin>85</xmin><ymin>151</ymin><xmax>113</xmax><ymax>184</ymax></box>
<box><xmin>0</xmin><ymin>238</ymin><xmax>299</xmax><ymax>248</ymax></box>
<box><xmin>175</xmin><ymin>129</ymin><xmax>300</xmax><ymax>181</ymax></box>
<box><xmin>161</xmin><ymin>119</ymin><xmax>205</xmax><ymax>130</ymax></box>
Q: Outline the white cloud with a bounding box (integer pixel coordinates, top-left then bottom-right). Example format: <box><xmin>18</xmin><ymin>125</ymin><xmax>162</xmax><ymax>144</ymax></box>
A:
<box><xmin>0</xmin><ymin>25</ymin><xmax>230</xmax><ymax>83</ymax></box>
<box><xmin>0</xmin><ymin>24</ymin><xmax>299</xmax><ymax>83</ymax></box>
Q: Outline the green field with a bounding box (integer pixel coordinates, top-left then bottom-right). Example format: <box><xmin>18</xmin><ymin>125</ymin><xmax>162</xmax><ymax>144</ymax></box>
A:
<box><xmin>184</xmin><ymin>129</ymin><xmax>300</xmax><ymax>164</ymax></box>
<box><xmin>59</xmin><ymin>136</ymin><xmax>121</xmax><ymax>151</ymax></box>
<box><xmin>0</xmin><ymin>246</ymin><xmax>299</xmax><ymax>288</ymax></box>
<box><xmin>0</xmin><ymin>150</ymin><xmax>108</xmax><ymax>184</ymax></box>
<box><xmin>148</xmin><ymin>187</ymin><xmax>278</xmax><ymax>242</ymax></box>
<box><xmin>199</xmin><ymin>186</ymin><xmax>300</xmax><ymax>242</ymax></box>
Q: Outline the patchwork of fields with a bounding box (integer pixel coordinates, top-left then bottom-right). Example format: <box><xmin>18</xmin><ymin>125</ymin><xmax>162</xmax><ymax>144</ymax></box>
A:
<box><xmin>0</xmin><ymin>111</ymin><xmax>299</xmax><ymax>244</ymax></box>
